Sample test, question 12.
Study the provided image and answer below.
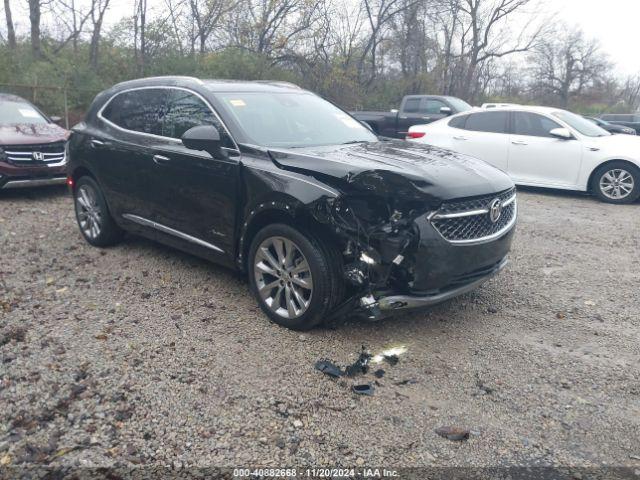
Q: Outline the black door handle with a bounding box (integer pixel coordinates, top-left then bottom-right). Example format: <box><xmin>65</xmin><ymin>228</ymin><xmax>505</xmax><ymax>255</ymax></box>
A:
<box><xmin>153</xmin><ymin>154</ymin><xmax>171</xmax><ymax>165</ymax></box>
<box><xmin>90</xmin><ymin>139</ymin><xmax>107</xmax><ymax>149</ymax></box>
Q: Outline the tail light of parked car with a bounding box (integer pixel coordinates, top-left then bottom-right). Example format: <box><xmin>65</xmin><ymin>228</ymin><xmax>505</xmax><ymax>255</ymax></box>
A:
<box><xmin>406</xmin><ymin>132</ymin><xmax>425</xmax><ymax>140</ymax></box>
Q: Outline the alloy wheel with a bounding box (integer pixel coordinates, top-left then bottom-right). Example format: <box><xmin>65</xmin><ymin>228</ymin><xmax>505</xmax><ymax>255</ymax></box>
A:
<box><xmin>253</xmin><ymin>236</ymin><xmax>313</xmax><ymax>319</ymax></box>
<box><xmin>76</xmin><ymin>184</ymin><xmax>103</xmax><ymax>239</ymax></box>
<box><xmin>599</xmin><ymin>168</ymin><xmax>635</xmax><ymax>200</ymax></box>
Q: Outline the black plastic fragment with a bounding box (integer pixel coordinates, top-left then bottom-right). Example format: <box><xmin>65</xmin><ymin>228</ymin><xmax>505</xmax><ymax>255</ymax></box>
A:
<box><xmin>345</xmin><ymin>346</ymin><xmax>372</xmax><ymax>377</ymax></box>
<box><xmin>374</xmin><ymin>369</ymin><xmax>385</xmax><ymax>378</ymax></box>
<box><xmin>352</xmin><ymin>384</ymin><xmax>375</xmax><ymax>396</ymax></box>
<box><xmin>395</xmin><ymin>379</ymin><xmax>417</xmax><ymax>386</ymax></box>
<box><xmin>383</xmin><ymin>354</ymin><xmax>399</xmax><ymax>366</ymax></box>
<box><xmin>315</xmin><ymin>360</ymin><xmax>344</xmax><ymax>378</ymax></box>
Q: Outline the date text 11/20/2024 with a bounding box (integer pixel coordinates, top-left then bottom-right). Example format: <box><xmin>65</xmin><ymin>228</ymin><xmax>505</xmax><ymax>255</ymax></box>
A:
<box><xmin>233</xmin><ymin>468</ymin><xmax>400</xmax><ymax>478</ymax></box>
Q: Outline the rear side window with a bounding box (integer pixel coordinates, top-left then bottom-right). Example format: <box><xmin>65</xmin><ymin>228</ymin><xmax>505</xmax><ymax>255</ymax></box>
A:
<box><xmin>464</xmin><ymin>111</ymin><xmax>508</xmax><ymax>134</ymax></box>
<box><xmin>448</xmin><ymin>114</ymin><xmax>468</xmax><ymax>129</ymax></box>
<box><xmin>101</xmin><ymin>89</ymin><xmax>167</xmax><ymax>135</ymax></box>
<box><xmin>162</xmin><ymin>89</ymin><xmax>234</xmax><ymax>148</ymax></box>
<box><xmin>403</xmin><ymin>98</ymin><xmax>421</xmax><ymax>113</ymax></box>
<box><xmin>513</xmin><ymin>112</ymin><xmax>561</xmax><ymax>138</ymax></box>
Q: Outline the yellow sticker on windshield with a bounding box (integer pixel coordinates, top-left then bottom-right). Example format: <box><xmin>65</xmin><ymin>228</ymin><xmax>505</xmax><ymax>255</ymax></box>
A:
<box><xmin>229</xmin><ymin>99</ymin><xmax>246</xmax><ymax>107</ymax></box>
<box><xmin>335</xmin><ymin>113</ymin><xmax>361</xmax><ymax>129</ymax></box>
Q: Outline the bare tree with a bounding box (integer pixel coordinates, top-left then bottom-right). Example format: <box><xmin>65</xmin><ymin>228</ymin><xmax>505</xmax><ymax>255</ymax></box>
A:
<box><xmin>227</xmin><ymin>0</ymin><xmax>312</xmax><ymax>57</ymax></box>
<box><xmin>28</xmin><ymin>0</ymin><xmax>43</xmax><ymax>56</ymax></box>
<box><xmin>530</xmin><ymin>26</ymin><xmax>610</xmax><ymax>107</ymax></box>
<box><xmin>49</xmin><ymin>0</ymin><xmax>94</xmax><ymax>55</ymax></box>
<box><xmin>619</xmin><ymin>75</ymin><xmax>640</xmax><ymax>112</ymax></box>
<box><xmin>358</xmin><ymin>0</ymin><xmax>421</xmax><ymax>87</ymax></box>
<box><xmin>3</xmin><ymin>0</ymin><xmax>17</xmax><ymax>49</ymax></box>
<box><xmin>89</xmin><ymin>0</ymin><xmax>112</xmax><ymax>67</ymax></box>
<box><xmin>188</xmin><ymin>0</ymin><xmax>237</xmax><ymax>55</ymax></box>
<box><xmin>164</xmin><ymin>0</ymin><xmax>187</xmax><ymax>55</ymax></box>
<box><xmin>435</xmin><ymin>0</ymin><xmax>545</xmax><ymax>101</ymax></box>
<box><xmin>133</xmin><ymin>0</ymin><xmax>147</xmax><ymax>74</ymax></box>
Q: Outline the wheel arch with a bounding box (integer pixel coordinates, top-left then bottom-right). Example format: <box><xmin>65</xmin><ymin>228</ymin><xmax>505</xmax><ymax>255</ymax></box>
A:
<box><xmin>587</xmin><ymin>159</ymin><xmax>640</xmax><ymax>192</ymax></box>
<box><xmin>70</xmin><ymin>165</ymin><xmax>97</xmax><ymax>186</ymax></box>
<box><xmin>237</xmin><ymin>199</ymin><xmax>341</xmax><ymax>274</ymax></box>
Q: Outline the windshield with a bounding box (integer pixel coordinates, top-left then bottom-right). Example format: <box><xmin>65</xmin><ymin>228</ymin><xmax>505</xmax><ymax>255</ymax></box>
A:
<box><xmin>0</xmin><ymin>100</ymin><xmax>48</xmax><ymax>125</ymax></box>
<box><xmin>214</xmin><ymin>92</ymin><xmax>378</xmax><ymax>148</ymax></box>
<box><xmin>553</xmin><ymin>110</ymin><xmax>610</xmax><ymax>137</ymax></box>
<box><xmin>446</xmin><ymin>97</ymin><xmax>473</xmax><ymax>113</ymax></box>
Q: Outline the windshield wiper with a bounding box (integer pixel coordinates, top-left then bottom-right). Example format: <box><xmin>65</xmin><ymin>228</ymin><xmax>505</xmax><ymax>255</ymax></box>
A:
<box><xmin>341</xmin><ymin>140</ymin><xmax>368</xmax><ymax>145</ymax></box>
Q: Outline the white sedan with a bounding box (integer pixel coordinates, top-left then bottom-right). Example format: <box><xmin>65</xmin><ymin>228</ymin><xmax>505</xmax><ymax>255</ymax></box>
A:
<box><xmin>407</xmin><ymin>106</ymin><xmax>640</xmax><ymax>204</ymax></box>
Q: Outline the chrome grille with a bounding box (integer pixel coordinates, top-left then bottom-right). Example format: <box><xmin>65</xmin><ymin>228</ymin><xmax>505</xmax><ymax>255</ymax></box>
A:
<box><xmin>4</xmin><ymin>142</ymin><xmax>66</xmax><ymax>166</ymax></box>
<box><xmin>431</xmin><ymin>188</ymin><xmax>517</xmax><ymax>244</ymax></box>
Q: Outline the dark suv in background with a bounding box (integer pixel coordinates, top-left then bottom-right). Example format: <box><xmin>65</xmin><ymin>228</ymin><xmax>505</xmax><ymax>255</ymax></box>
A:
<box><xmin>0</xmin><ymin>93</ymin><xmax>69</xmax><ymax>189</ymax></box>
<box><xmin>599</xmin><ymin>114</ymin><xmax>640</xmax><ymax>134</ymax></box>
<box><xmin>67</xmin><ymin>76</ymin><xmax>516</xmax><ymax>330</ymax></box>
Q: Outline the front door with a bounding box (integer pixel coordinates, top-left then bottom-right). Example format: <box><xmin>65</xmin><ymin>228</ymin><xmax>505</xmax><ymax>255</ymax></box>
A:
<box><xmin>508</xmin><ymin>112</ymin><xmax>583</xmax><ymax>186</ymax></box>
<box><xmin>145</xmin><ymin>88</ymin><xmax>239</xmax><ymax>257</ymax></box>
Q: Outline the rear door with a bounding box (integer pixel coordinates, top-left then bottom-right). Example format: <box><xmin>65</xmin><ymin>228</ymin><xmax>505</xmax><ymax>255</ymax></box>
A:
<box><xmin>447</xmin><ymin>111</ymin><xmax>510</xmax><ymax>171</ymax></box>
<box><xmin>397</xmin><ymin>97</ymin><xmax>428</xmax><ymax>136</ymax></box>
<box><xmin>397</xmin><ymin>97</ymin><xmax>451</xmax><ymax>136</ymax></box>
<box><xmin>92</xmin><ymin>88</ymin><xmax>169</xmax><ymax>217</ymax></box>
<box><xmin>508</xmin><ymin>112</ymin><xmax>583</xmax><ymax>186</ymax></box>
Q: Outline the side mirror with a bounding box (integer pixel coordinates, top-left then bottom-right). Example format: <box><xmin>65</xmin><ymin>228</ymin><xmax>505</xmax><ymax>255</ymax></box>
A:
<box><xmin>440</xmin><ymin>106</ymin><xmax>452</xmax><ymax>115</ymax></box>
<box><xmin>181</xmin><ymin>125</ymin><xmax>227</xmax><ymax>158</ymax></box>
<box><xmin>549</xmin><ymin>127</ymin><xmax>573</xmax><ymax>140</ymax></box>
<box><xmin>50</xmin><ymin>115</ymin><xmax>63</xmax><ymax>124</ymax></box>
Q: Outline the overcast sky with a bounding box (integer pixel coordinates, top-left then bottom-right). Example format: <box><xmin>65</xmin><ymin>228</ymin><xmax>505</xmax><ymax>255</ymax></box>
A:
<box><xmin>557</xmin><ymin>0</ymin><xmax>640</xmax><ymax>76</ymax></box>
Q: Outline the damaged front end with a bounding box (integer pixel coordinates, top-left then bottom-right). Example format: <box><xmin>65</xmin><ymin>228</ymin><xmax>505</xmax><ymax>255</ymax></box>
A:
<box><xmin>267</xmin><ymin>143</ymin><xmax>516</xmax><ymax>321</ymax></box>
<box><xmin>317</xmin><ymin>188</ymin><xmax>511</xmax><ymax>321</ymax></box>
<box><xmin>314</xmin><ymin>192</ymin><xmax>423</xmax><ymax>320</ymax></box>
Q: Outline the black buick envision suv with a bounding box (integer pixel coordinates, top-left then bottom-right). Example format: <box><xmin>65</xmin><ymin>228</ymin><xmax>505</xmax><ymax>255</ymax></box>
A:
<box><xmin>67</xmin><ymin>76</ymin><xmax>517</xmax><ymax>330</ymax></box>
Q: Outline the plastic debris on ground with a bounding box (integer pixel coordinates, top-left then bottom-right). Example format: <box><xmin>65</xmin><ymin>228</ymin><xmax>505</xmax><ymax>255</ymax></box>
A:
<box><xmin>314</xmin><ymin>359</ymin><xmax>345</xmax><ymax>378</ymax></box>
<box><xmin>435</xmin><ymin>426</ymin><xmax>471</xmax><ymax>441</ymax></box>
<box><xmin>314</xmin><ymin>345</ymin><xmax>411</xmax><ymax>397</ymax></box>
<box><xmin>352</xmin><ymin>384</ymin><xmax>375</xmax><ymax>396</ymax></box>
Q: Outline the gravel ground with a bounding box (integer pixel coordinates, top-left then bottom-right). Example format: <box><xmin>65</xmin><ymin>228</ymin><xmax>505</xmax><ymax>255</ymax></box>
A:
<box><xmin>1</xmin><ymin>185</ymin><xmax>639</xmax><ymax>471</ymax></box>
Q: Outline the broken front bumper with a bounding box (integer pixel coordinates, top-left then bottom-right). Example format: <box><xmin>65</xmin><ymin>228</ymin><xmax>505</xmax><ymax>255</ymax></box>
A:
<box><xmin>377</xmin><ymin>257</ymin><xmax>507</xmax><ymax>312</ymax></box>
<box><xmin>355</xmin><ymin>206</ymin><xmax>515</xmax><ymax>320</ymax></box>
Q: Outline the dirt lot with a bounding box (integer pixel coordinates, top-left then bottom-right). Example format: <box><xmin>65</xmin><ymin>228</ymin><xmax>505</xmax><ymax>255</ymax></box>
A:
<box><xmin>1</xmin><ymin>185</ymin><xmax>639</xmax><ymax>471</ymax></box>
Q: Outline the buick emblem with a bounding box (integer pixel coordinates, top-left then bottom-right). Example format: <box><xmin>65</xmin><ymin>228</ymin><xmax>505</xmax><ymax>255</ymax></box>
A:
<box><xmin>488</xmin><ymin>198</ymin><xmax>502</xmax><ymax>224</ymax></box>
<box><xmin>32</xmin><ymin>151</ymin><xmax>45</xmax><ymax>161</ymax></box>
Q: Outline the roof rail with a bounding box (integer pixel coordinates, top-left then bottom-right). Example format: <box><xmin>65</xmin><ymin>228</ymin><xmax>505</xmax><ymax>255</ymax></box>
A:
<box><xmin>251</xmin><ymin>80</ymin><xmax>301</xmax><ymax>89</ymax></box>
<box><xmin>112</xmin><ymin>76</ymin><xmax>204</xmax><ymax>88</ymax></box>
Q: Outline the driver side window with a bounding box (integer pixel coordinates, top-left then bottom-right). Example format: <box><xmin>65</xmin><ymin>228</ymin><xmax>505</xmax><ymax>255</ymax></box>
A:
<box><xmin>163</xmin><ymin>89</ymin><xmax>234</xmax><ymax>149</ymax></box>
<box><xmin>424</xmin><ymin>99</ymin><xmax>447</xmax><ymax>114</ymax></box>
<box><xmin>513</xmin><ymin>112</ymin><xmax>562</xmax><ymax>138</ymax></box>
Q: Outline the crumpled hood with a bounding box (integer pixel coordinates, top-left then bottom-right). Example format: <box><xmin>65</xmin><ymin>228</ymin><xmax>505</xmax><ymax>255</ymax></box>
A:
<box><xmin>269</xmin><ymin>140</ymin><xmax>514</xmax><ymax>204</ymax></box>
<box><xmin>0</xmin><ymin>123</ymin><xmax>69</xmax><ymax>146</ymax></box>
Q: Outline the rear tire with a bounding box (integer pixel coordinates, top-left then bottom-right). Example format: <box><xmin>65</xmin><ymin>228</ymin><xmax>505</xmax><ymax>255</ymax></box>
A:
<box><xmin>74</xmin><ymin>176</ymin><xmax>123</xmax><ymax>247</ymax></box>
<box><xmin>248</xmin><ymin>223</ymin><xmax>344</xmax><ymax>330</ymax></box>
<box><xmin>591</xmin><ymin>162</ymin><xmax>640</xmax><ymax>204</ymax></box>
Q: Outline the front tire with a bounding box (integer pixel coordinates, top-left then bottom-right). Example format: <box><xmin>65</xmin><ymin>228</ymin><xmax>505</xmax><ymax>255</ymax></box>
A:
<box><xmin>592</xmin><ymin>162</ymin><xmax>640</xmax><ymax>204</ymax></box>
<box><xmin>248</xmin><ymin>223</ymin><xmax>344</xmax><ymax>330</ymax></box>
<box><xmin>74</xmin><ymin>176</ymin><xmax>123</xmax><ymax>247</ymax></box>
